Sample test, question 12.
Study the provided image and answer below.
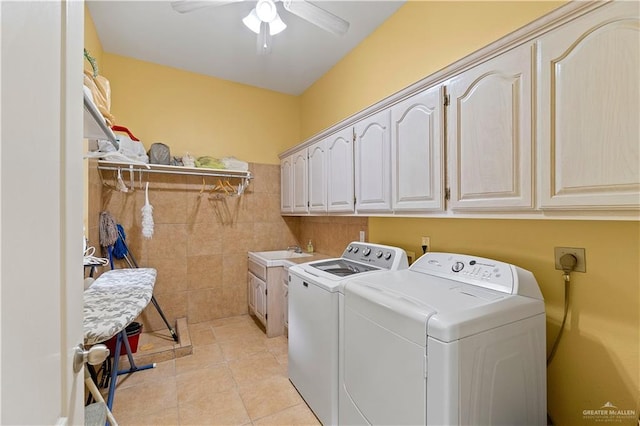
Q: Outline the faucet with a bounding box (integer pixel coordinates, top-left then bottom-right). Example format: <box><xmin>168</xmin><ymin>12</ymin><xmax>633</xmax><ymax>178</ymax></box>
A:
<box><xmin>287</xmin><ymin>245</ymin><xmax>302</xmax><ymax>254</ymax></box>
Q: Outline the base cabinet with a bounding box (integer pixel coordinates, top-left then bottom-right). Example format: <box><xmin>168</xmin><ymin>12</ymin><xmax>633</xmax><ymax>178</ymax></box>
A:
<box><xmin>283</xmin><ymin>271</ymin><xmax>289</xmax><ymax>333</ymax></box>
<box><xmin>248</xmin><ymin>259</ymin><xmax>286</xmax><ymax>337</ymax></box>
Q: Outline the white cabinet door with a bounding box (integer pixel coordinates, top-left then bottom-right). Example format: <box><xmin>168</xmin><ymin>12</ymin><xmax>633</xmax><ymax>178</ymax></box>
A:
<box><xmin>327</xmin><ymin>128</ymin><xmax>355</xmax><ymax>213</ymax></box>
<box><xmin>391</xmin><ymin>86</ymin><xmax>445</xmax><ymax>212</ymax></box>
<box><xmin>355</xmin><ymin>109</ymin><xmax>392</xmax><ymax>212</ymax></box>
<box><xmin>447</xmin><ymin>43</ymin><xmax>534</xmax><ymax>211</ymax></box>
<box><xmin>292</xmin><ymin>149</ymin><xmax>309</xmax><ymax>214</ymax></box>
<box><xmin>308</xmin><ymin>140</ymin><xmax>328</xmax><ymax>213</ymax></box>
<box><xmin>247</xmin><ymin>272</ymin><xmax>256</xmax><ymax>314</ymax></box>
<box><xmin>253</xmin><ymin>274</ymin><xmax>267</xmax><ymax>325</ymax></box>
<box><xmin>283</xmin><ymin>280</ymin><xmax>289</xmax><ymax>328</ymax></box>
<box><xmin>280</xmin><ymin>155</ymin><xmax>293</xmax><ymax>213</ymax></box>
<box><xmin>538</xmin><ymin>1</ymin><xmax>640</xmax><ymax>210</ymax></box>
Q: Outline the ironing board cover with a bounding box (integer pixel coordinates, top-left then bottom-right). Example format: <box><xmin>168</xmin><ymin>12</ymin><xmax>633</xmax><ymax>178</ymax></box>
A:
<box><xmin>83</xmin><ymin>268</ymin><xmax>157</xmax><ymax>345</ymax></box>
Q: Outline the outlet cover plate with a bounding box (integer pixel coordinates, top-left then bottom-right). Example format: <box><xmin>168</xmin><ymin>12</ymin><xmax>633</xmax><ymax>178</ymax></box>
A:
<box><xmin>554</xmin><ymin>247</ymin><xmax>586</xmax><ymax>272</ymax></box>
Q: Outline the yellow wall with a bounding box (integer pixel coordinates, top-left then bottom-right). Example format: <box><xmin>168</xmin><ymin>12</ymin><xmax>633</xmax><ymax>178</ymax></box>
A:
<box><xmin>298</xmin><ymin>2</ymin><xmax>639</xmax><ymax>425</ymax></box>
<box><xmin>101</xmin><ymin>54</ymin><xmax>299</xmax><ymax>165</ymax></box>
<box><xmin>300</xmin><ymin>1</ymin><xmax>565</xmax><ymax>139</ymax></box>
<box><xmin>84</xmin><ymin>5</ymin><xmax>104</xmax><ymax>73</ymax></box>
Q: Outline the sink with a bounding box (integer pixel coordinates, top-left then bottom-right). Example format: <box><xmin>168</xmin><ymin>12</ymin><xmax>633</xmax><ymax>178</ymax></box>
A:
<box><xmin>252</xmin><ymin>250</ymin><xmax>313</xmax><ymax>260</ymax></box>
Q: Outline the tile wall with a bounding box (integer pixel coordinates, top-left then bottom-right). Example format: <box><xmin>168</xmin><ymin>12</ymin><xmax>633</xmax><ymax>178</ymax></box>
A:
<box><xmin>87</xmin><ymin>160</ymin><xmax>367</xmax><ymax>331</ymax></box>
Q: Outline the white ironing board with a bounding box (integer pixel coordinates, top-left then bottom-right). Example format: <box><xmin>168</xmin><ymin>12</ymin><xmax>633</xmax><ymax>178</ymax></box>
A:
<box><xmin>83</xmin><ymin>267</ymin><xmax>157</xmax><ymax>410</ymax></box>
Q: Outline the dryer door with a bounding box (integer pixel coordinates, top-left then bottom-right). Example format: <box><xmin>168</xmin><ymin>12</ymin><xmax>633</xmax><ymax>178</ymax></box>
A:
<box><xmin>342</xmin><ymin>283</ymin><xmax>432</xmax><ymax>425</ymax></box>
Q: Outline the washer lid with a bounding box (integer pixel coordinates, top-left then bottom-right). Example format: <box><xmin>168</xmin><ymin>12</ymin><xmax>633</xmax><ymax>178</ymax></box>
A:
<box><xmin>344</xmin><ymin>269</ymin><xmax>544</xmax><ymax>344</ymax></box>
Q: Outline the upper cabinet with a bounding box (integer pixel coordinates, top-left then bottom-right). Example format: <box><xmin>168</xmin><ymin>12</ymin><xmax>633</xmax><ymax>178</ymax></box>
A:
<box><xmin>355</xmin><ymin>109</ymin><xmax>392</xmax><ymax>212</ymax></box>
<box><xmin>292</xmin><ymin>149</ymin><xmax>309</xmax><ymax>214</ymax></box>
<box><xmin>280</xmin><ymin>154</ymin><xmax>293</xmax><ymax>213</ymax></box>
<box><xmin>308</xmin><ymin>140</ymin><xmax>328</xmax><ymax>213</ymax></box>
<box><xmin>281</xmin><ymin>148</ymin><xmax>309</xmax><ymax>214</ymax></box>
<box><xmin>279</xmin><ymin>1</ymin><xmax>639</xmax><ymax>220</ymax></box>
<box><xmin>327</xmin><ymin>127</ymin><xmax>355</xmax><ymax>213</ymax></box>
<box><xmin>537</xmin><ymin>1</ymin><xmax>640</xmax><ymax>211</ymax></box>
<box><xmin>391</xmin><ymin>85</ymin><xmax>445</xmax><ymax>212</ymax></box>
<box><xmin>447</xmin><ymin>43</ymin><xmax>534</xmax><ymax>211</ymax></box>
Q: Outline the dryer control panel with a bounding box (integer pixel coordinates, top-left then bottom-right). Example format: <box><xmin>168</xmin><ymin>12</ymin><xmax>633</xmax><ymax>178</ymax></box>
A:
<box><xmin>410</xmin><ymin>252</ymin><xmax>515</xmax><ymax>294</ymax></box>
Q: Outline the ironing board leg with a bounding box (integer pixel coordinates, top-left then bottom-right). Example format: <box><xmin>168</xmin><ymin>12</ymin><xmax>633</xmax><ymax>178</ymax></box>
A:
<box><xmin>116</xmin><ymin>329</ymin><xmax>156</xmax><ymax>375</ymax></box>
<box><xmin>106</xmin><ymin>329</ymin><xmax>156</xmax><ymax>411</ymax></box>
<box><xmin>150</xmin><ymin>296</ymin><xmax>179</xmax><ymax>342</ymax></box>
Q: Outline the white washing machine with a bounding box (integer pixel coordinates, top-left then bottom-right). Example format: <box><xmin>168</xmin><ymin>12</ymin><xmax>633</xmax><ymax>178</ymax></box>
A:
<box><xmin>288</xmin><ymin>242</ymin><xmax>408</xmax><ymax>425</ymax></box>
<box><xmin>339</xmin><ymin>252</ymin><xmax>547</xmax><ymax>426</ymax></box>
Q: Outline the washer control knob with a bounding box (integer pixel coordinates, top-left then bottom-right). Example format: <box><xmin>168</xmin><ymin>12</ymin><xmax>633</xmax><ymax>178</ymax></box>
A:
<box><xmin>353</xmin><ymin>247</ymin><xmax>359</xmax><ymax>253</ymax></box>
<box><xmin>363</xmin><ymin>248</ymin><xmax>371</xmax><ymax>256</ymax></box>
<box><xmin>347</xmin><ymin>246</ymin><xmax>353</xmax><ymax>252</ymax></box>
<box><xmin>375</xmin><ymin>250</ymin><xmax>383</xmax><ymax>258</ymax></box>
<box><xmin>452</xmin><ymin>261</ymin><xmax>465</xmax><ymax>272</ymax></box>
<box><xmin>384</xmin><ymin>252</ymin><xmax>392</xmax><ymax>260</ymax></box>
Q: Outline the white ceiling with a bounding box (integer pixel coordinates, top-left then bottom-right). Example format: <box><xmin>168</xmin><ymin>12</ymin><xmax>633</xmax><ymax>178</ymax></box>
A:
<box><xmin>87</xmin><ymin>1</ymin><xmax>405</xmax><ymax>95</ymax></box>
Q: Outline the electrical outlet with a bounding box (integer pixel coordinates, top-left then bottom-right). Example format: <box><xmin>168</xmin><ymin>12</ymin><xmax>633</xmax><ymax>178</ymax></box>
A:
<box><xmin>554</xmin><ymin>247</ymin><xmax>586</xmax><ymax>273</ymax></box>
<box><xmin>421</xmin><ymin>236</ymin><xmax>430</xmax><ymax>248</ymax></box>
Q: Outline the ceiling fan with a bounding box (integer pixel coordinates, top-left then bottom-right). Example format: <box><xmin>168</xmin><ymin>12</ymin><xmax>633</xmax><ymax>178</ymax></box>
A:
<box><xmin>170</xmin><ymin>0</ymin><xmax>350</xmax><ymax>55</ymax></box>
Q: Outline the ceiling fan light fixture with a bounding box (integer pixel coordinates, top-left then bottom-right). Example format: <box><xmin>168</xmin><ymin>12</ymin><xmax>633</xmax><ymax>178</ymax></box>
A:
<box><xmin>255</xmin><ymin>0</ymin><xmax>277</xmax><ymax>22</ymax></box>
<box><xmin>243</xmin><ymin>0</ymin><xmax>286</xmax><ymax>36</ymax></box>
<box><xmin>242</xmin><ymin>9</ymin><xmax>261</xmax><ymax>34</ymax></box>
<box><xmin>269</xmin><ymin>14</ymin><xmax>287</xmax><ymax>35</ymax></box>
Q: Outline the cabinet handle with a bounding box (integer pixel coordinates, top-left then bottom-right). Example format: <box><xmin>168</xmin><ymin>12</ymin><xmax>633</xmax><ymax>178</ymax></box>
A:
<box><xmin>303</xmin><ymin>282</ymin><xmax>309</xmax><ymax>287</ymax></box>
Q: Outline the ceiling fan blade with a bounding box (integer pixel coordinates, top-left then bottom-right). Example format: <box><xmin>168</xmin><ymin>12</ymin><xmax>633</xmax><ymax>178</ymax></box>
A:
<box><xmin>170</xmin><ymin>0</ymin><xmax>245</xmax><ymax>14</ymax></box>
<box><xmin>282</xmin><ymin>0</ymin><xmax>349</xmax><ymax>36</ymax></box>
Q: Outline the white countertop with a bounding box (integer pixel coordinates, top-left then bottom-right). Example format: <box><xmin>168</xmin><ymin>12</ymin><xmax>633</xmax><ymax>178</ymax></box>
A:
<box><xmin>248</xmin><ymin>250</ymin><xmax>330</xmax><ymax>268</ymax></box>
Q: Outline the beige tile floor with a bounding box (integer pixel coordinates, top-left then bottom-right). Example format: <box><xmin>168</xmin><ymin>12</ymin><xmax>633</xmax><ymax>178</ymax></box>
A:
<box><xmin>105</xmin><ymin>315</ymin><xmax>320</xmax><ymax>425</ymax></box>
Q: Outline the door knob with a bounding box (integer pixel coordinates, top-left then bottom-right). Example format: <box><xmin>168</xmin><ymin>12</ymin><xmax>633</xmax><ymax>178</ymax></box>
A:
<box><xmin>73</xmin><ymin>344</ymin><xmax>110</xmax><ymax>373</ymax></box>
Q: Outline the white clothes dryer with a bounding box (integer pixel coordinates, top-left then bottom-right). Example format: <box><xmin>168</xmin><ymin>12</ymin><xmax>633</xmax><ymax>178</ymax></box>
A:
<box><xmin>339</xmin><ymin>252</ymin><xmax>546</xmax><ymax>426</ymax></box>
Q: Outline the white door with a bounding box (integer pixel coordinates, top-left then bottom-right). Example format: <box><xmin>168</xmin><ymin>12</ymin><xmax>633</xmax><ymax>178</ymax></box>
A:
<box><xmin>1</xmin><ymin>1</ymin><xmax>84</xmax><ymax>424</ymax></box>
<box><xmin>538</xmin><ymin>1</ymin><xmax>640</xmax><ymax>210</ymax></box>
<box><xmin>327</xmin><ymin>128</ymin><xmax>355</xmax><ymax>213</ymax></box>
<box><xmin>355</xmin><ymin>109</ymin><xmax>392</xmax><ymax>212</ymax></box>
<box><xmin>447</xmin><ymin>43</ymin><xmax>535</xmax><ymax>211</ymax></box>
<box><xmin>292</xmin><ymin>149</ymin><xmax>309</xmax><ymax>214</ymax></box>
<box><xmin>391</xmin><ymin>86</ymin><xmax>445</xmax><ymax>212</ymax></box>
<box><xmin>308</xmin><ymin>140</ymin><xmax>327</xmax><ymax>213</ymax></box>
<box><xmin>280</xmin><ymin>155</ymin><xmax>293</xmax><ymax>213</ymax></box>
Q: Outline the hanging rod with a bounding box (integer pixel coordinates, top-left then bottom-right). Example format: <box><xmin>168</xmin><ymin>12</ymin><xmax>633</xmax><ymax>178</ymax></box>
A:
<box><xmin>96</xmin><ymin>160</ymin><xmax>253</xmax><ymax>180</ymax></box>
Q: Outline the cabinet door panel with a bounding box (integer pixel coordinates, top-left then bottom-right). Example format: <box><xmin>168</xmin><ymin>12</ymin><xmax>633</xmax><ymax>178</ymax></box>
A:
<box><xmin>280</xmin><ymin>156</ymin><xmax>293</xmax><ymax>213</ymax></box>
<box><xmin>391</xmin><ymin>86</ymin><xmax>444</xmax><ymax>212</ymax></box>
<box><xmin>247</xmin><ymin>273</ymin><xmax>256</xmax><ymax>314</ymax></box>
<box><xmin>292</xmin><ymin>150</ymin><xmax>309</xmax><ymax>213</ymax></box>
<box><xmin>539</xmin><ymin>1</ymin><xmax>640</xmax><ymax>209</ymax></box>
<box><xmin>448</xmin><ymin>43</ymin><xmax>534</xmax><ymax>210</ymax></box>
<box><xmin>327</xmin><ymin>128</ymin><xmax>355</xmax><ymax>212</ymax></box>
<box><xmin>308</xmin><ymin>140</ymin><xmax>327</xmax><ymax>213</ymax></box>
<box><xmin>355</xmin><ymin>109</ymin><xmax>391</xmax><ymax>212</ymax></box>
<box><xmin>254</xmin><ymin>277</ymin><xmax>266</xmax><ymax>325</ymax></box>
